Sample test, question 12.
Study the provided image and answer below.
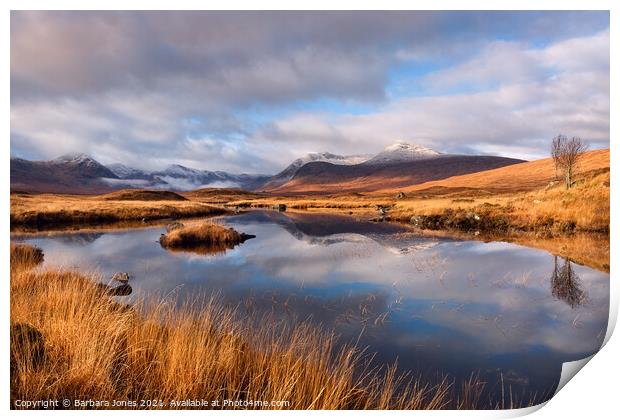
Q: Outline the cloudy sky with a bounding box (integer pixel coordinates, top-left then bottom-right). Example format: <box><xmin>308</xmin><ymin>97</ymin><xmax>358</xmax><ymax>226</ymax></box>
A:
<box><xmin>10</xmin><ymin>11</ymin><xmax>609</xmax><ymax>174</ymax></box>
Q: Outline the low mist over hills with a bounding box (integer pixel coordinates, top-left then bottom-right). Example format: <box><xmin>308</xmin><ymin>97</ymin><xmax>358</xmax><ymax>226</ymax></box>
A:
<box><xmin>10</xmin><ymin>142</ymin><xmax>525</xmax><ymax>194</ymax></box>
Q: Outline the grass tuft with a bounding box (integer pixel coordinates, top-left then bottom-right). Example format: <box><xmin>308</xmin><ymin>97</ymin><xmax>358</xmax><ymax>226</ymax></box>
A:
<box><xmin>10</xmin><ymin>243</ymin><xmax>44</xmax><ymax>269</ymax></box>
<box><xmin>159</xmin><ymin>222</ymin><xmax>255</xmax><ymax>254</ymax></box>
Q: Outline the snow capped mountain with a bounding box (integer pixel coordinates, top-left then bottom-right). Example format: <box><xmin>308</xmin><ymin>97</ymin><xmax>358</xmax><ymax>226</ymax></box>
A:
<box><xmin>50</xmin><ymin>153</ymin><xmax>118</xmax><ymax>178</ymax></box>
<box><xmin>107</xmin><ymin>163</ymin><xmax>151</xmax><ymax>179</ymax></box>
<box><xmin>262</xmin><ymin>152</ymin><xmax>371</xmax><ymax>189</ymax></box>
<box><xmin>11</xmin><ymin>142</ymin><xmax>524</xmax><ymax>194</ymax></box>
<box><xmin>11</xmin><ymin>153</ymin><xmax>118</xmax><ymax>193</ymax></box>
<box><xmin>18</xmin><ymin>144</ymin><xmax>441</xmax><ymax>193</ymax></box>
<box><xmin>363</xmin><ymin>142</ymin><xmax>441</xmax><ymax>166</ymax></box>
<box><xmin>53</xmin><ymin>152</ymin><xmax>94</xmax><ymax>163</ymax></box>
<box><xmin>296</xmin><ymin>152</ymin><xmax>370</xmax><ymax>167</ymax></box>
<box><xmin>157</xmin><ymin>164</ymin><xmax>205</xmax><ymax>178</ymax></box>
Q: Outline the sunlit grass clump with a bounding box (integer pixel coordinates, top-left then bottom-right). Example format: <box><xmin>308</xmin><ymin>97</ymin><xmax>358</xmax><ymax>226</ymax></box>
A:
<box><xmin>159</xmin><ymin>222</ymin><xmax>255</xmax><ymax>254</ymax></box>
<box><xmin>10</xmin><ymin>243</ymin><xmax>44</xmax><ymax>269</ymax></box>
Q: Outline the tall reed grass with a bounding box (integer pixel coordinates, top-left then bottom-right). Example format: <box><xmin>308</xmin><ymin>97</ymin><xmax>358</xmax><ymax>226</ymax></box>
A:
<box><xmin>10</xmin><ymin>244</ymin><xmax>544</xmax><ymax>410</ymax></box>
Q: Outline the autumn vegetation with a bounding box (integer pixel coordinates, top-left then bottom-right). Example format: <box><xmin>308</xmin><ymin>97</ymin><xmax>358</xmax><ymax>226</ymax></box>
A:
<box><xmin>159</xmin><ymin>221</ymin><xmax>256</xmax><ymax>254</ymax></box>
<box><xmin>10</xmin><ymin>192</ymin><xmax>227</xmax><ymax>230</ymax></box>
<box><xmin>11</xmin><ymin>243</ymin><xmax>546</xmax><ymax>410</ymax></box>
<box><xmin>216</xmin><ymin>150</ymin><xmax>609</xmax><ymax>236</ymax></box>
<box><xmin>9</xmin><ymin>149</ymin><xmax>609</xmax><ymax>269</ymax></box>
<box><xmin>14</xmin><ymin>147</ymin><xmax>598</xmax><ymax>408</ymax></box>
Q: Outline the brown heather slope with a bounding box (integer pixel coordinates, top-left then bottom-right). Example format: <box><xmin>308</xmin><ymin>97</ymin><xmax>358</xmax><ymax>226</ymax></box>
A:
<box><xmin>271</xmin><ymin>155</ymin><xmax>524</xmax><ymax>194</ymax></box>
<box><xmin>101</xmin><ymin>189</ymin><xmax>188</xmax><ymax>201</ymax></box>
<box><xmin>383</xmin><ymin>149</ymin><xmax>609</xmax><ymax>195</ymax></box>
<box><xmin>10</xmin><ymin>156</ymin><xmax>118</xmax><ymax>194</ymax></box>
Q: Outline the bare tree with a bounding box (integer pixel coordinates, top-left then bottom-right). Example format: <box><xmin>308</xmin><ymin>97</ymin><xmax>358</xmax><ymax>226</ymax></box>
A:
<box><xmin>550</xmin><ymin>135</ymin><xmax>588</xmax><ymax>189</ymax></box>
<box><xmin>550</xmin><ymin>134</ymin><xmax>565</xmax><ymax>181</ymax></box>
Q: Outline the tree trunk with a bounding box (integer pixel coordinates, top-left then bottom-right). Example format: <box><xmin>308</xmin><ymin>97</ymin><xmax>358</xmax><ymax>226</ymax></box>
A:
<box><xmin>565</xmin><ymin>165</ymin><xmax>573</xmax><ymax>189</ymax></box>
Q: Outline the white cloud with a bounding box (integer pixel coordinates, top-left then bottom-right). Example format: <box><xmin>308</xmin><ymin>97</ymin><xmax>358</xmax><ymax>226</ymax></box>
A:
<box><xmin>10</xmin><ymin>13</ymin><xmax>609</xmax><ymax>171</ymax></box>
<box><xmin>247</xmin><ymin>30</ymin><xmax>609</xmax><ymax>161</ymax></box>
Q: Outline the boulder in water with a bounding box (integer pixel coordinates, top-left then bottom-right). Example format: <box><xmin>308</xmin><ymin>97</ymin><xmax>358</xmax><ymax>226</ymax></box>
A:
<box><xmin>111</xmin><ymin>272</ymin><xmax>131</xmax><ymax>283</ymax></box>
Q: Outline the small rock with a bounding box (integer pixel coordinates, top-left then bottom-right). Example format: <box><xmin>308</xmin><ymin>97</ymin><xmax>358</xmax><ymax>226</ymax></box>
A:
<box><xmin>97</xmin><ymin>282</ymin><xmax>133</xmax><ymax>296</ymax></box>
<box><xmin>465</xmin><ymin>212</ymin><xmax>480</xmax><ymax>221</ymax></box>
<box><xmin>111</xmin><ymin>272</ymin><xmax>131</xmax><ymax>283</ymax></box>
<box><xmin>240</xmin><ymin>233</ymin><xmax>257</xmax><ymax>242</ymax></box>
<box><xmin>409</xmin><ymin>216</ymin><xmax>421</xmax><ymax>226</ymax></box>
<box><xmin>109</xmin><ymin>284</ymin><xmax>133</xmax><ymax>297</ymax></box>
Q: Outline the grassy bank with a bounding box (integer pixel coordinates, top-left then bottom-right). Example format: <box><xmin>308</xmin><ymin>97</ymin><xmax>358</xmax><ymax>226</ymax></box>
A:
<box><xmin>10</xmin><ymin>244</ymin><xmax>542</xmax><ymax>410</ymax></box>
<box><xmin>388</xmin><ymin>168</ymin><xmax>609</xmax><ymax>234</ymax></box>
<box><xmin>160</xmin><ymin>222</ymin><xmax>256</xmax><ymax>254</ymax></box>
<box><xmin>10</xmin><ymin>192</ymin><xmax>228</xmax><ymax>230</ymax></box>
<box><xmin>225</xmin><ymin>167</ymin><xmax>609</xmax><ymax>235</ymax></box>
<box><xmin>11</xmin><ymin>157</ymin><xmax>608</xmax><ymax>237</ymax></box>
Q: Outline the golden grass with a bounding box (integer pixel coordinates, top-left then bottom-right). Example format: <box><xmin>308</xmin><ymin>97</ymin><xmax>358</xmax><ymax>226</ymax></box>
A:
<box><xmin>224</xmin><ymin>167</ymin><xmax>609</xmax><ymax>235</ymax></box>
<box><xmin>159</xmin><ymin>222</ymin><xmax>255</xmax><ymax>254</ymax></box>
<box><xmin>10</xmin><ymin>192</ymin><xmax>227</xmax><ymax>229</ymax></box>
<box><xmin>9</xmin><ymin>151</ymin><xmax>609</xmax><ymax>272</ymax></box>
<box><xmin>10</xmin><ymin>243</ymin><xmax>44</xmax><ymax>270</ymax></box>
<box><xmin>221</xmin><ymin>150</ymin><xmax>609</xmax><ymax>233</ymax></box>
<box><xmin>12</xmin><ymin>243</ymin><xmax>523</xmax><ymax>410</ymax></box>
<box><xmin>389</xmin><ymin>168</ymin><xmax>609</xmax><ymax>233</ymax></box>
<box><xmin>385</xmin><ymin>149</ymin><xmax>610</xmax><ymax>194</ymax></box>
<box><xmin>10</xmin><ymin>150</ymin><xmax>609</xmax><ymax>236</ymax></box>
<box><xmin>215</xmin><ymin>167</ymin><xmax>610</xmax><ymax>271</ymax></box>
<box><xmin>385</xmin><ymin>168</ymin><xmax>609</xmax><ymax>232</ymax></box>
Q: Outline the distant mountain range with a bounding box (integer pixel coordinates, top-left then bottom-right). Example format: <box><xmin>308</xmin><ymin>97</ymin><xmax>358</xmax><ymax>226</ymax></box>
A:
<box><xmin>10</xmin><ymin>143</ymin><xmax>525</xmax><ymax>194</ymax></box>
<box><xmin>260</xmin><ymin>152</ymin><xmax>371</xmax><ymax>190</ymax></box>
<box><xmin>10</xmin><ymin>153</ymin><xmax>271</xmax><ymax>193</ymax></box>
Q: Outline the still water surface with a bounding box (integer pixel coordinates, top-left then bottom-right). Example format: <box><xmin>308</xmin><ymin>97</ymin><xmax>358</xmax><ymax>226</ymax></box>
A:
<box><xmin>18</xmin><ymin>211</ymin><xmax>609</xmax><ymax>401</ymax></box>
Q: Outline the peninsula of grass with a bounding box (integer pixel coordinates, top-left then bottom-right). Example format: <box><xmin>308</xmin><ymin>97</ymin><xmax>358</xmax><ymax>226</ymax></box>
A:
<box><xmin>159</xmin><ymin>222</ymin><xmax>256</xmax><ymax>254</ymax></box>
<box><xmin>10</xmin><ymin>191</ymin><xmax>228</xmax><ymax>230</ymax></box>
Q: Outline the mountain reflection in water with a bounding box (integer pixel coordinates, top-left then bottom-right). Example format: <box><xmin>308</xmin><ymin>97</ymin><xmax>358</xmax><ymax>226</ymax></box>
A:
<box><xmin>19</xmin><ymin>210</ymin><xmax>609</xmax><ymax>403</ymax></box>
